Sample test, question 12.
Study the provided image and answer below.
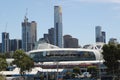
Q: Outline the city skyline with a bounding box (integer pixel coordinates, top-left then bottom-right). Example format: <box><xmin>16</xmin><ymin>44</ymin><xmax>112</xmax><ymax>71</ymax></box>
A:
<box><xmin>0</xmin><ymin>0</ymin><xmax>120</xmax><ymax>46</ymax></box>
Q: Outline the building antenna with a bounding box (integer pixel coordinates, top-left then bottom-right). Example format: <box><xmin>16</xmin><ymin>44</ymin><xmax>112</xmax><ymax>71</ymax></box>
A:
<box><xmin>24</xmin><ymin>8</ymin><xmax>28</xmax><ymax>22</ymax></box>
<box><xmin>25</xmin><ymin>8</ymin><xmax>28</xmax><ymax>17</ymax></box>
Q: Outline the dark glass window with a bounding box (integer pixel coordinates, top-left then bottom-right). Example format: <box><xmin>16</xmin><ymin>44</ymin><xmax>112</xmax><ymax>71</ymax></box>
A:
<box><xmin>30</xmin><ymin>50</ymin><xmax>96</xmax><ymax>62</ymax></box>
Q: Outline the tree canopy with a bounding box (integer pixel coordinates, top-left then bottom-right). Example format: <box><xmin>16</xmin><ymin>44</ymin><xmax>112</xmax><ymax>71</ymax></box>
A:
<box><xmin>73</xmin><ymin>66</ymin><xmax>81</xmax><ymax>74</ymax></box>
<box><xmin>12</xmin><ymin>50</ymin><xmax>34</xmax><ymax>75</ymax></box>
<box><xmin>0</xmin><ymin>58</ymin><xmax>7</xmax><ymax>71</ymax></box>
<box><xmin>87</xmin><ymin>66</ymin><xmax>98</xmax><ymax>78</ymax></box>
<box><xmin>0</xmin><ymin>54</ymin><xmax>7</xmax><ymax>71</ymax></box>
<box><xmin>102</xmin><ymin>43</ymin><xmax>120</xmax><ymax>75</ymax></box>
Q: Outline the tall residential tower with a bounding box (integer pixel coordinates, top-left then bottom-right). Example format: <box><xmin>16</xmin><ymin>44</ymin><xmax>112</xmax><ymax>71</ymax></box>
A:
<box><xmin>10</xmin><ymin>39</ymin><xmax>22</xmax><ymax>51</ymax></box>
<box><xmin>95</xmin><ymin>26</ymin><xmax>102</xmax><ymax>42</ymax></box>
<box><xmin>2</xmin><ymin>32</ymin><xmax>10</xmax><ymax>53</ymax></box>
<box><xmin>95</xmin><ymin>26</ymin><xmax>106</xmax><ymax>43</ymax></box>
<box><xmin>22</xmin><ymin>16</ymin><xmax>37</xmax><ymax>52</ymax></box>
<box><xmin>54</xmin><ymin>6</ymin><xmax>63</xmax><ymax>48</ymax></box>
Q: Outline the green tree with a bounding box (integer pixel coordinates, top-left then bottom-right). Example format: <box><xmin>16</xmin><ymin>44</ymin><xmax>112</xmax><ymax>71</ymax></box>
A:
<box><xmin>0</xmin><ymin>54</ymin><xmax>6</xmax><ymax>59</ymax></box>
<box><xmin>102</xmin><ymin>44</ymin><xmax>120</xmax><ymax>75</ymax></box>
<box><xmin>0</xmin><ymin>58</ymin><xmax>8</xmax><ymax>71</ymax></box>
<box><xmin>4</xmin><ymin>52</ymin><xmax>14</xmax><ymax>58</ymax></box>
<box><xmin>73</xmin><ymin>66</ymin><xmax>81</xmax><ymax>74</ymax></box>
<box><xmin>0</xmin><ymin>54</ymin><xmax>7</xmax><ymax>71</ymax></box>
<box><xmin>12</xmin><ymin>50</ymin><xmax>34</xmax><ymax>75</ymax></box>
<box><xmin>116</xmin><ymin>44</ymin><xmax>120</xmax><ymax>60</ymax></box>
<box><xmin>87</xmin><ymin>66</ymin><xmax>98</xmax><ymax>78</ymax></box>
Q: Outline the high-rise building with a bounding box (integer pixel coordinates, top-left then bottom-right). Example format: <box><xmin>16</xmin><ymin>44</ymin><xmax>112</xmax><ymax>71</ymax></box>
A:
<box><xmin>43</xmin><ymin>28</ymin><xmax>55</xmax><ymax>45</ymax></box>
<box><xmin>10</xmin><ymin>39</ymin><xmax>22</xmax><ymax>51</ymax></box>
<box><xmin>101</xmin><ymin>31</ymin><xmax>106</xmax><ymax>43</ymax></box>
<box><xmin>64</xmin><ymin>35</ymin><xmax>79</xmax><ymax>48</ymax></box>
<box><xmin>48</xmin><ymin>28</ymin><xmax>54</xmax><ymax>45</ymax></box>
<box><xmin>95</xmin><ymin>26</ymin><xmax>102</xmax><ymax>42</ymax></box>
<box><xmin>109</xmin><ymin>38</ymin><xmax>118</xmax><ymax>44</ymax></box>
<box><xmin>2</xmin><ymin>32</ymin><xmax>10</xmax><ymax>53</ymax></box>
<box><xmin>95</xmin><ymin>26</ymin><xmax>106</xmax><ymax>43</ymax></box>
<box><xmin>44</xmin><ymin>34</ymin><xmax>49</xmax><ymax>43</ymax></box>
<box><xmin>22</xmin><ymin>16</ymin><xmax>37</xmax><ymax>52</ymax></box>
<box><xmin>54</xmin><ymin>6</ymin><xmax>63</xmax><ymax>48</ymax></box>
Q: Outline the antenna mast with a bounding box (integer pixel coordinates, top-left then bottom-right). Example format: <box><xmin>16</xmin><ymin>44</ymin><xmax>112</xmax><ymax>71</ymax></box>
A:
<box><xmin>24</xmin><ymin>8</ymin><xmax>28</xmax><ymax>22</ymax></box>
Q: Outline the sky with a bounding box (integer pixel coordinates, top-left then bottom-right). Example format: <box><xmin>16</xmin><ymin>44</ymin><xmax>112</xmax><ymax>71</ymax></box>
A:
<box><xmin>0</xmin><ymin>0</ymin><xmax>120</xmax><ymax>46</ymax></box>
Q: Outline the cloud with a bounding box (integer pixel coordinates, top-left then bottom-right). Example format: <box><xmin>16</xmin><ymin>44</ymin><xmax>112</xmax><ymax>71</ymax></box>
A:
<box><xmin>74</xmin><ymin>0</ymin><xmax>120</xmax><ymax>4</ymax></box>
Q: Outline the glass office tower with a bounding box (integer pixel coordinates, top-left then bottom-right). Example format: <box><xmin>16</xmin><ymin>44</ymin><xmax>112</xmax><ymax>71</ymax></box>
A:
<box><xmin>54</xmin><ymin>6</ymin><xmax>63</xmax><ymax>48</ymax></box>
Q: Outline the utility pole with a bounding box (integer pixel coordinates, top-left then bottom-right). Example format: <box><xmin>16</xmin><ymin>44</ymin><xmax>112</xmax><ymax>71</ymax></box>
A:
<box><xmin>56</xmin><ymin>61</ymin><xmax>59</xmax><ymax>80</ymax></box>
<box><xmin>98</xmin><ymin>54</ymin><xmax>101</xmax><ymax>80</ymax></box>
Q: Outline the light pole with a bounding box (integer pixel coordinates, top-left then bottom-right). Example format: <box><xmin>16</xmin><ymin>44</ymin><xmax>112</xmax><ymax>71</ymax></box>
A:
<box><xmin>98</xmin><ymin>53</ymin><xmax>101</xmax><ymax>80</ymax></box>
<box><xmin>56</xmin><ymin>61</ymin><xmax>59</xmax><ymax>80</ymax></box>
<box><xmin>41</xmin><ymin>62</ymin><xmax>43</xmax><ymax>73</ymax></box>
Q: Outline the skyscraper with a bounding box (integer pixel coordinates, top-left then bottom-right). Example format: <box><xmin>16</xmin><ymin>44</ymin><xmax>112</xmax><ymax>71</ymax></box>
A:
<box><xmin>95</xmin><ymin>26</ymin><xmax>106</xmax><ymax>43</ymax></box>
<box><xmin>95</xmin><ymin>26</ymin><xmax>102</xmax><ymax>42</ymax></box>
<box><xmin>48</xmin><ymin>28</ymin><xmax>54</xmax><ymax>45</ymax></box>
<box><xmin>2</xmin><ymin>32</ymin><xmax>10</xmax><ymax>53</ymax></box>
<box><xmin>101</xmin><ymin>31</ymin><xmax>106</xmax><ymax>43</ymax></box>
<box><xmin>54</xmin><ymin>6</ymin><xmax>63</xmax><ymax>48</ymax></box>
<box><xmin>43</xmin><ymin>28</ymin><xmax>55</xmax><ymax>45</ymax></box>
<box><xmin>64</xmin><ymin>35</ymin><xmax>79</xmax><ymax>48</ymax></box>
<box><xmin>10</xmin><ymin>39</ymin><xmax>22</xmax><ymax>51</ymax></box>
<box><xmin>109</xmin><ymin>38</ymin><xmax>118</xmax><ymax>44</ymax></box>
<box><xmin>22</xmin><ymin>16</ymin><xmax>37</xmax><ymax>52</ymax></box>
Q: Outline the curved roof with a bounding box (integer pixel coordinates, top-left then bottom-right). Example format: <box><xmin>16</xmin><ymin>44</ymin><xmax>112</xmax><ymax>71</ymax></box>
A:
<box><xmin>34</xmin><ymin>38</ymin><xmax>59</xmax><ymax>49</ymax></box>
<box><xmin>34</xmin><ymin>43</ymin><xmax>59</xmax><ymax>49</ymax></box>
<box><xmin>83</xmin><ymin>42</ymin><xmax>105</xmax><ymax>52</ymax></box>
<box><xmin>27</xmin><ymin>48</ymin><xmax>103</xmax><ymax>60</ymax></box>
